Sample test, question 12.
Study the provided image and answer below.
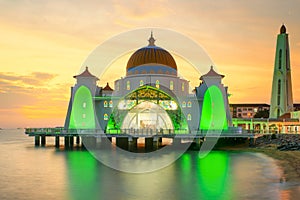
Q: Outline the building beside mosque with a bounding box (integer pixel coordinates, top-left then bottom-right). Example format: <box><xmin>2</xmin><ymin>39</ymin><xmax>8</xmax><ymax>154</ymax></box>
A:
<box><xmin>64</xmin><ymin>33</ymin><xmax>232</xmax><ymax>134</ymax></box>
<box><xmin>230</xmin><ymin>25</ymin><xmax>300</xmax><ymax>133</ymax></box>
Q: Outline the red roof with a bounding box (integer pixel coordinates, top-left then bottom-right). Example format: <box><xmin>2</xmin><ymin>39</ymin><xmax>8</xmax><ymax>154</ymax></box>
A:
<box><xmin>73</xmin><ymin>67</ymin><xmax>98</xmax><ymax>79</ymax></box>
<box><xmin>200</xmin><ymin>66</ymin><xmax>224</xmax><ymax>79</ymax></box>
<box><xmin>103</xmin><ymin>82</ymin><xmax>113</xmax><ymax>91</ymax></box>
<box><xmin>279</xmin><ymin>112</ymin><xmax>291</xmax><ymax>119</ymax></box>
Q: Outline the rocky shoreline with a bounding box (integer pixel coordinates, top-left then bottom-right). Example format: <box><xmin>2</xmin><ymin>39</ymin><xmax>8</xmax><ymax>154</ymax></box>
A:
<box><xmin>255</xmin><ymin>134</ymin><xmax>300</xmax><ymax>151</ymax></box>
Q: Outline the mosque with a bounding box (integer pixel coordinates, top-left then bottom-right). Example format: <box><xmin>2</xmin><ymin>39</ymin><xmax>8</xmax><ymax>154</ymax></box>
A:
<box><xmin>64</xmin><ymin>33</ymin><xmax>232</xmax><ymax>134</ymax></box>
<box><xmin>25</xmin><ymin>24</ymin><xmax>300</xmax><ymax>149</ymax></box>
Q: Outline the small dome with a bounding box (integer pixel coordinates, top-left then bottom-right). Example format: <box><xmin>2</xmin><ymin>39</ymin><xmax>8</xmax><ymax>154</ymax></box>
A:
<box><xmin>126</xmin><ymin>33</ymin><xmax>177</xmax><ymax>75</ymax></box>
<box><xmin>280</xmin><ymin>24</ymin><xmax>286</xmax><ymax>34</ymax></box>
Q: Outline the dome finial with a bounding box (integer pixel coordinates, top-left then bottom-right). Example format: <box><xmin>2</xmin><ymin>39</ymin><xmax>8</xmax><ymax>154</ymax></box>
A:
<box><xmin>148</xmin><ymin>31</ymin><xmax>156</xmax><ymax>46</ymax></box>
<box><xmin>280</xmin><ymin>24</ymin><xmax>286</xmax><ymax>34</ymax></box>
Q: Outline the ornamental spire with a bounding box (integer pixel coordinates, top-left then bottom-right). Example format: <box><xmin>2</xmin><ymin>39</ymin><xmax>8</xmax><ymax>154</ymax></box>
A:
<box><xmin>280</xmin><ymin>24</ymin><xmax>286</xmax><ymax>34</ymax></box>
<box><xmin>148</xmin><ymin>31</ymin><xmax>156</xmax><ymax>46</ymax></box>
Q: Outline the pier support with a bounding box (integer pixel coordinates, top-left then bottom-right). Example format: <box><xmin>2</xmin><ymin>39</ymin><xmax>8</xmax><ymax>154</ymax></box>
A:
<box><xmin>100</xmin><ymin>137</ymin><xmax>112</xmax><ymax>148</ymax></box>
<box><xmin>116</xmin><ymin>138</ymin><xmax>129</xmax><ymax>150</ymax></box>
<box><xmin>69</xmin><ymin>136</ymin><xmax>74</xmax><ymax>148</ymax></box>
<box><xmin>41</xmin><ymin>135</ymin><xmax>46</xmax><ymax>146</ymax></box>
<box><xmin>128</xmin><ymin>137</ymin><xmax>137</xmax><ymax>152</ymax></box>
<box><xmin>35</xmin><ymin>136</ymin><xmax>40</xmax><ymax>146</ymax></box>
<box><xmin>145</xmin><ymin>138</ymin><xmax>153</xmax><ymax>151</ymax></box>
<box><xmin>158</xmin><ymin>137</ymin><xmax>162</xmax><ymax>147</ymax></box>
<box><xmin>192</xmin><ymin>138</ymin><xmax>201</xmax><ymax>150</ymax></box>
<box><xmin>249</xmin><ymin>137</ymin><xmax>256</xmax><ymax>147</ymax></box>
<box><xmin>55</xmin><ymin>136</ymin><xmax>60</xmax><ymax>148</ymax></box>
<box><xmin>64</xmin><ymin>136</ymin><xmax>70</xmax><ymax>149</ymax></box>
<box><xmin>82</xmin><ymin>136</ymin><xmax>97</xmax><ymax>149</ymax></box>
<box><xmin>153</xmin><ymin>137</ymin><xmax>159</xmax><ymax>151</ymax></box>
<box><xmin>173</xmin><ymin>138</ymin><xmax>181</xmax><ymax>146</ymax></box>
<box><xmin>76</xmin><ymin>136</ymin><xmax>80</xmax><ymax>145</ymax></box>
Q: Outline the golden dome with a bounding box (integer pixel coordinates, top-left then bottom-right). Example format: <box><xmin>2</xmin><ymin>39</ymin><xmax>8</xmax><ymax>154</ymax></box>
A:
<box><xmin>126</xmin><ymin>33</ymin><xmax>177</xmax><ymax>72</ymax></box>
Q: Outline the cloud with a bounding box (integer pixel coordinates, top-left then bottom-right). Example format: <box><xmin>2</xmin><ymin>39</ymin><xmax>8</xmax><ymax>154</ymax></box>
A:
<box><xmin>112</xmin><ymin>0</ymin><xmax>173</xmax><ymax>24</ymax></box>
<box><xmin>0</xmin><ymin>71</ymin><xmax>71</xmax><ymax>128</ymax></box>
<box><xmin>0</xmin><ymin>71</ymin><xmax>70</xmax><ymax>108</ymax></box>
<box><xmin>0</xmin><ymin>72</ymin><xmax>57</xmax><ymax>91</ymax></box>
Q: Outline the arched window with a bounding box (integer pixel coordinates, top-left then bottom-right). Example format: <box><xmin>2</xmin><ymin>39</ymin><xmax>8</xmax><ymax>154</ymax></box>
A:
<box><xmin>104</xmin><ymin>113</ymin><xmax>108</xmax><ymax>121</ymax></box>
<box><xmin>277</xmin><ymin>79</ymin><xmax>281</xmax><ymax>106</ymax></box>
<box><xmin>82</xmin><ymin>114</ymin><xmax>86</xmax><ymax>119</ymax></box>
<box><xmin>187</xmin><ymin>101</ymin><xmax>192</xmax><ymax>108</ymax></box>
<box><xmin>286</xmin><ymin>49</ymin><xmax>290</xmax><ymax>70</ymax></box>
<box><xmin>182</xmin><ymin>101</ymin><xmax>186</xmax><ymax>108</ymax></box>
<box><xmin>156</xmin><ymin>80</ymin><xmax>160</xmax><ymax>89</ymax></box>
<box><xmin>279</xmin><ymin>49</ymin><xmax>282</xmax><ymax>70</ymax></box>
<box><xmin>187</xmin><ymin>114</ymin><xmax>192</xmax><ymax>121</ymax></box>
<box><xmin>182</xmin><ymin>82</ymin><xmax>185</xmax><ymax>92</ymax></box>
<box><xmin>170</xmin><ymin>81</ymin><xmax>174</xmax><ymax>90</ymax></box>
<box><xmin>140</xmin><ymin>80</ymin><xmax>144</xmax><ymax>86</ymax></box>
<box><xmin>127</xmin><ymin>81</ymin><xmax>130</xmax><ymax>90</ymax></box>
<box><xmin>109</xmin><ymin>100</ymin><xmax>113</xmax><ymax>108</ymax></box>
<box><xmin>82</xmin><ymin>102</ymin><xmax>86</xmax><ymax>108</ymax></box>
<box><xmin>104</xmin><ymin>101</ymin><xmax>108</xmax><ymax>108</ymax></box>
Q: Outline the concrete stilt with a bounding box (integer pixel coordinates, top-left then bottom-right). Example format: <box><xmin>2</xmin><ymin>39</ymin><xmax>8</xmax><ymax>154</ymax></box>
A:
<box><xmin>153</xmin><ymin>137</ymin><xmax>159</xmax><ymax>151</ymax></box>
<box><xmin>158</xmin><ymin>137</ymin><xmax>162</xmax><ymax>147</ymax></box>
<box><xmin>194</xmin><ymin>138</ymin><xmax>201</xmax><ymax>150</ymax></box>
<box><xmin>82</xmin><ymin>136</ymin><xmax>97</xmax><ymax>149</ymax></box>
<box><xmin>128</xmin><ymin>137</ymin><xmax>137</xmax><ymax>152</ymax></box>
<box><xmin>173</xmin><ymin>138</ymin><xmax>181</xmax><ymax>147</ymax></box>
<box><xmin>65</xmin><ymin>136</ymin><xmax>70</xmax><ymax>149</ymax></box>
<box><xmin>35</xmin><ymin>136</ymin><xmax>40</xmax><ymax>146</ymax></box>
<box><xmin>41</xmin><ymin>135</ymin><xmax>46</xmax><ymax>146</ymax></box>
<box><xmin>69</xmin><ymin>136</ymin><xmax>74</xmax><ymax>148</ymax></box>
<box><xmin>100</xmin><ymin>137</ymin><xmax>112</xmax><ymax>148</ymax></box>
<box><xmin>55</xmin><ymin>136</ymin><xmax>60</xmax><ymax>148</ymax></box>
<box><xmin>76</xmin><ymin>136</ymin><xmax>80</xmax><ymax>145</ymax></box>
<box><xmin>145</xmin><ymin>138</ymin><xmax>153</xmax><ymax>151</ymax></box>
<box><xmin>249</xmin><ymin>137</ymin><xmax>256</xmax><ymax>147</ymax></box>
<box><xmin>116</xmin><ymin>138</ymin><xmax>129</xmax><ymax>150</ymax></box>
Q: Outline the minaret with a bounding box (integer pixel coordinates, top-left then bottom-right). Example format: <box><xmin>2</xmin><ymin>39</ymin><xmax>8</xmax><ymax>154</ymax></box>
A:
<box><xmin>269</xmin><ymin>24</ymin><xmax>293</xmax><ymax>118</ymax></box>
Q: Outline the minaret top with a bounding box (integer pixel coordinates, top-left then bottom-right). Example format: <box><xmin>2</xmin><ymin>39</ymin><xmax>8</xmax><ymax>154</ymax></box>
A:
<box><xmin>200</xmin><ymin>65</ymin><xmax>225</xmax><ymax>80</ymax></box>
<box><xmin>148</xmin><ymin>31</ymin><xmax>156</xmax><ymax>46</ymax></box>
<box><xmin>280</xmin><ymin>24</ymin><xmax>287</xmax><ymax>34</ymax></box>
<box><xmin>73</xmin><ymin>66</ymin><xmax>99</xmax><ymax>80</ymax></box>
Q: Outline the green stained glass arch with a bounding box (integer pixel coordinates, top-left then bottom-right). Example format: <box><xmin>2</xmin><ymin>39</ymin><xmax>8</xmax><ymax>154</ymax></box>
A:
<box><xmin>69</xmin><ymin>86</ymin><xmax>96</xmax><ymax>129</ymax></box>
<box><xmin>200</xmin><ymin>85</ymin><xmax>228</xmax><ymax>130</ymax></box>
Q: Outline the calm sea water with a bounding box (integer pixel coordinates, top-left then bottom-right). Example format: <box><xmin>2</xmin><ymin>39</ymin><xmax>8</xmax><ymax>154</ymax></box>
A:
<box><xmin>1</xmin><ymin>129</ymin><xmax>300</xmax><ymax>200</ymax></box>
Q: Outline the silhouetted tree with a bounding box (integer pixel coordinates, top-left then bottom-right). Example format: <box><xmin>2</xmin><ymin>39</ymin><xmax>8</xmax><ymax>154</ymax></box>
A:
<box><xmin>254</xmin><ymin>109</ymin><xmax>269</xmax><ymax>118</ymax></box>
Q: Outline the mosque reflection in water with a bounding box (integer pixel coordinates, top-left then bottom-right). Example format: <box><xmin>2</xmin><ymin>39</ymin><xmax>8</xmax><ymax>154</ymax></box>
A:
<box><xmin>65</xmin><ymin>151</ymin><xmax>232</xmax><ymax>200</ymax></box>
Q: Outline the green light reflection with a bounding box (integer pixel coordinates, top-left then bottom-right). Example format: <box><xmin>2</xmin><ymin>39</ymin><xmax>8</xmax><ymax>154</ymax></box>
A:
<box><xmin>66</xmin><ymin>151</ymin><xmax>98</xmax><ymax>200</ymax></box>
<box><xmin>197</xmin><ymin>151</ymin><xmax>232</xmax><ymax>200</ymax></box>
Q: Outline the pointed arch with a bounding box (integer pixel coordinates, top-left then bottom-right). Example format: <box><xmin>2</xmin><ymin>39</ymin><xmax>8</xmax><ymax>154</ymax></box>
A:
<box><xmin>106</xmin><ymin>85</ymin><xmax>188</xmax><ymax>133</ymax></box>
<box><xmin>69</xmin><ymin>86</ymin><xmax>95</xmax><ymax>129</ymax></box>
<box><xmin>200</xmin><ymin>85</ymin><xmax>228</xmax><ymax>130</ymax></box>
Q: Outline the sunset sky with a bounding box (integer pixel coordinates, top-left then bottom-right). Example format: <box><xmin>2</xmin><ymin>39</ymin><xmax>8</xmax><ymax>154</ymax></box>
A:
<box><xmin>1</xmin><ymin>0</ymin><xmax>300</xmax><ymax>128</ymax></box>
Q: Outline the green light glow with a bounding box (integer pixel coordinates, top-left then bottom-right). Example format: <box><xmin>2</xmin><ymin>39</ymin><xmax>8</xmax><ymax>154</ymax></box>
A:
<box><xmin>67</xmin><ymin>151</ymin><xmax>98</xmax><ymax>199</ymax></box>
<box><xmin>197</xmin><ymin>151</ymin><xmax>231</xmax><ymax>199</ymax></box>
<box><xmin>69</xmin><ymin>86</ymin><xmax>96</xmax><ymax>129</ymax></box>
<box><xmin>181</xmin><ymin>153</ymin><xmax>191</xmax><ymax>175</ymax></box>
<box><xmin>200</xmin><ymin>86</ymin><xmax>228</xmax><ymax>130</ymax></box>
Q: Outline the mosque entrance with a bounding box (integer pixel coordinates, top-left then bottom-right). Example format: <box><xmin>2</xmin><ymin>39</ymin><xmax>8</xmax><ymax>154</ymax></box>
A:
<box><xmin>106</xmin><ymin>85</ymin><xmax>188</xmax><ymax>134</ymax></box>
<box><xmin>121</xmin><ymin>101</ymin><xmax>173</xmax><ymax>133</ymax></box>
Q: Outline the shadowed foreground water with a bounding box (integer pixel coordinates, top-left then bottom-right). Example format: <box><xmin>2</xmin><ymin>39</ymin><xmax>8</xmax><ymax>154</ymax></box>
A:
<box><xmin>1</xmin><ymin>129</ymin><xmax>300</xmax><ymax>200</ymax></box>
